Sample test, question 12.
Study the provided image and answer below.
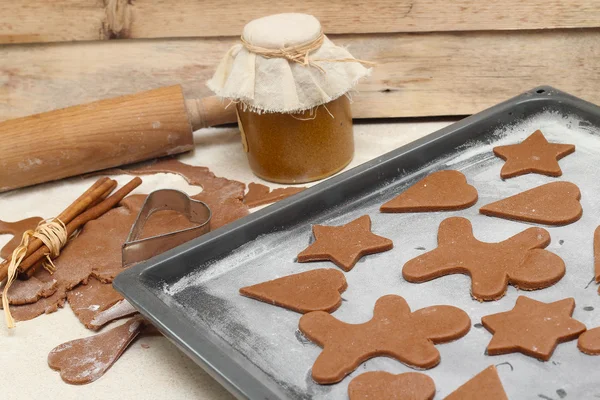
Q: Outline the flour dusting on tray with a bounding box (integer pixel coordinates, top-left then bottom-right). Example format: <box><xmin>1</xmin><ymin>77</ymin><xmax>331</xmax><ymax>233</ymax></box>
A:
<box><xmin>162</xmin><ymin>111</ymin><xmax>600</xmax><ymax>399</ymax></box>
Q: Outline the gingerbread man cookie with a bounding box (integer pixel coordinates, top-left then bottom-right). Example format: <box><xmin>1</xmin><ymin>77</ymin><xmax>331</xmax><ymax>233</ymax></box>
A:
<box><xmin>348</xmin><ymin>371</ymin><xmax>435</xmax><ymax>400</ymax></box>
<box><xmin>493</xmin><ymin>130</ymin><xmax>575</xmax><ymax>179</ymax></box>
<box><xmin>403</xmin><ymin>217</ymin><xmax>565</xmax><ymax>301</ymax></box>
<box><xmin>481</xmin><ymin>296</ymin><xmax>586</xmax><ymax>361</ymax></box>
<box><xmin>297</xmin><ymin>215</ymin><xmax>393</xmax><ymax>271</ymax></box>
<box><xmin>380</xmin><ymin>170</ymin><xmax>478</xmax><ymax>213</ymax></box>
<box><xmin>239</xmin><ymin>269</ymin><xmax>347</xmax><ymax>313</ymax></box>
<box><xmin>299</xmin><ymin>295</ymin><xmax>470</xmax><ymax>384</ymax></box>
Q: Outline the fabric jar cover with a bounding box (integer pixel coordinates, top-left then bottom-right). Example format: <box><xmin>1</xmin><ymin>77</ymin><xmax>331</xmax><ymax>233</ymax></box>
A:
<box><xmin>207</xmin><ymin>13</ymin><xmax>371</xmax><ymax>114</ymax></box>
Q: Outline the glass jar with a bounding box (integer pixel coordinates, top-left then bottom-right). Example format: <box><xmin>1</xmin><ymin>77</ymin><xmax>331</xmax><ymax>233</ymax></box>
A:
<box><xmin>237</xmin><ymin>95</ymin><xmax>354</xmax><ymax>184</ymax></box>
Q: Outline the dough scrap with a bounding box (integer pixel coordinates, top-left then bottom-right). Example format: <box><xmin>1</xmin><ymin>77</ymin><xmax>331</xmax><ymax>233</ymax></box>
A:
<box><xmin>481</xmin><ymin>296</ymin><xmax>586</xmax><ymax>361</ymax></box>
<box><xmin>444</xmin><ymin>365</ymin><xmax>508</xmax><ymax>400</ymax></box>
<box><xmin>297</xmin><ymin>215</ymin><xmax>393</xmax><ymax>271</ymax></box>
<box><xmin>480</xmin><ymin>182</ymin><xmax>582</xmax><ymax>226</ymax></box>
<box><xmin>8</xmin><ymin>162</ymin><xmax>249</xmax><ymax>326</ymax></box>
<box><xmin>403</xmin><ymin>217</ymin><xmax>565</xmax><ymax>301</ymax></box>
<box><xmin>299</xmin><ymin>294</ymin><xmax>470</xmax><ymax>384</ymax></box>
<box><xmin>240</xmin><ymin>269</ymin><xmax>347</xmax><ymax>313</ymax></box>
<box><xmin>493</xmin><ymin>129</ymin><xmax>575</xmax><ymax>179</ymax></box>
<box><xmin>66</xmin><ymin>277</ymin><xmax>125</xmax><ymax>330</ymax></box>
<box><xmin>88</xmin><ymin>300</ymin><xmax>138</xmax><ymax>331</ymax></box>
<box><xmin>9</xmin><ymin>197</ymin><xmax>144</xmax><ymax>323</ymax></box>
<box><xmin>106</xmin><ymin>158</ymin><xmax>249</xmax><ymax>230</ymax></box>
<box><xmin>6</xmin><ymin>277</ymin><xmax>57</xmax><ymax>305</ymax></box>
<box><xmin>106</xmin><ymin>158</ymin><xmax>246</xmax><ymax>199</ymax></box>
<box><xmin>48</xmin><ymin>316</ymin><xmax>145</xmax><ymax>384</ymax></box>
<box><xmin>9</xmin><ymin>279</ymin><xmax>73</xmax><ymax>321</ymax></box>
<box><xmin>380</xmin><ymin>170</ymin><xmax>477</xmax><ymax>212</ymax></box>
<box><xmin>243</xmin><ymin>182</ymin><xmax>305</xmax><ymax>208</ymax></box>
<box><xmin>348</xmin><ymin>371</ymin><xmax>435</xmax><ymax>400</ymax></box>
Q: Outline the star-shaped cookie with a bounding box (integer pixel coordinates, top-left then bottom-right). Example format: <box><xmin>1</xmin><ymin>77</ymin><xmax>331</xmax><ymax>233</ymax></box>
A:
<box><xmin>481</xmin><ymin>296</ymin><xmax>586</xmax><ymax>361</ymax></box>
<box><xmin>297</xmin><ymin>215</ymin><xmax>393</xmax><ymax>271</ymax></box>
<box><xmin>493</xmin><ymin>130</ymin><xmax>575</xmax><ymax>179</ymax></box>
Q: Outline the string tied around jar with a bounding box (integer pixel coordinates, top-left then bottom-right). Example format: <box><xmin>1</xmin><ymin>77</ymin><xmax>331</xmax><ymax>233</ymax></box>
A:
<box><xmin>240</xmin><ymin>30</ymin><xmax>375</xmax><ymax>74</ymax></box>
<box><xmin>208</xmin><ymin>13</ymin><xmax>373</xmax><ymax>115</ymax></box>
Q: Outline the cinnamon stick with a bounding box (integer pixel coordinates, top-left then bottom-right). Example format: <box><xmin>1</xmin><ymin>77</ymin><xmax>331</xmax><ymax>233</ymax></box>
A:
<box><xmin>0</xmin><ymin>178</ymin><xmax>116</xmax><ymax>283</ymax></box>
<box><xmin>58</xmin><ymin>177</ymin><xmax>112</xmax><ymax>222</ymax></box>
<box><xmin>15</xmin><ymin>177</ymin><xmax>142</xmax><ymax>276</ymax></box>
<box><xmin>17</xmin><ymin>178</ymin><xmax>114</xmax><ymax>259</ymax></box>
<box><xmin>88</xmin><ymin>180</ymin><xmax>118</xmax><ymax>208</ymax></box>
<box><xmin>19</xmin><ymin>179</ymin><xmax>120</xmax><ymax>280</ymax></box>
<box><xmin>18</xmin><ymin>263</ymin><xmax>38</xmax><ymax>280</ymax></box>
<box><xmin>17</xmin><ymin>179</ymin><xmax>118</xmax><ymax>281</ymax></box>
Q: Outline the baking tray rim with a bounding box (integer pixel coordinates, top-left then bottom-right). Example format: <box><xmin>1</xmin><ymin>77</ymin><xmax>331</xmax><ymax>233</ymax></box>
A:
<box><xmin>114</xmin><ymin>85</ymin><xmax>600</xmax><ymax>400</ymax></box>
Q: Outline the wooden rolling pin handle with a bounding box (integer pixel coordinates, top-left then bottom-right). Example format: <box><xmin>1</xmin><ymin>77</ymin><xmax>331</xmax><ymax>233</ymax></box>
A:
<box><xmin>186</xmin><ymin>97</ymin><xmax>238</xmax><ymax>131</ymax></box>
<box><xmin>0</xmin><ymin>87</ymin><xmax>238</xmax><ymax>193</ymax></box>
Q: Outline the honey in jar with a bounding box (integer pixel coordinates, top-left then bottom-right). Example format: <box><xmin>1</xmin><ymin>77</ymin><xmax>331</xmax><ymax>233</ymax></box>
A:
<box><xmin>208</xmin><ymin>13</ymin><xmax>371</xmax><ymax>183</ymax></box>
<box><xmin>237</xmin><ymin>96</ymin><xmax>353</xmax><ymax>183</ymax></box>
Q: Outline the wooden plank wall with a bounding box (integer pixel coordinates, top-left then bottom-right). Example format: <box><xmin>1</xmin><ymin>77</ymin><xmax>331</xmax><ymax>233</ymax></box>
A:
<box><xmin>1</xmin><ymin>1</ymin><xmax>600</xmax><ymax>121</ymax></box>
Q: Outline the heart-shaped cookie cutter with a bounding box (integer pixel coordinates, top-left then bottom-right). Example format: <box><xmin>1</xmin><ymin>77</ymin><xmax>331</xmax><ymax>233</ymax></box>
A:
<box><xmin>122</xmin><ymin>189</ymin><xmax>211</xmax><ymax>267</ymax></box>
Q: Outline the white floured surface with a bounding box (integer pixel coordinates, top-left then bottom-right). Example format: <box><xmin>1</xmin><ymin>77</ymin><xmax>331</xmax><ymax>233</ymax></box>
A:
<box><xmin>0</xmin><ymin>119</ymin><xmax>453</xmax><ymax>399</ymax></box>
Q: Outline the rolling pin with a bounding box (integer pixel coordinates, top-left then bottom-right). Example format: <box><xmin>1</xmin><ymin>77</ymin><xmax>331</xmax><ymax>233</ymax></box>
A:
<box><xmin>0</xmin><ymin>85</ymin><xmax>237</xmax><ymax>193</ymax></box>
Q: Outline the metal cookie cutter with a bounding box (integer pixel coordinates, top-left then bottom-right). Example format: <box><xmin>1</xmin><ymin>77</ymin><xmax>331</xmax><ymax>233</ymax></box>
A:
<box><xmin>122</xmin><ymin>189</ymin><xmax>211</xmax><ymax>267</ymax></box>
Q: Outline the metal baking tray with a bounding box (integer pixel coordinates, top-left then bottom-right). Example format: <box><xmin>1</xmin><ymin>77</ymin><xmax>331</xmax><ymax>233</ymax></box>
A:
<box><xmin>115</xmin><ymin>86</ymin><xmax>600</xmax><ymax>399</ymax></box>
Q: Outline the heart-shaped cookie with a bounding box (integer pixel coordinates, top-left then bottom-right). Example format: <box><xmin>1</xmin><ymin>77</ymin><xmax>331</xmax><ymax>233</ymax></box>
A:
<box><xmin>578</xmin><ymin>326</ymin><xmax>600</xmax><ymax>355</ymax></box>
<box><xmin>48</xmin><ymin>316</ymin><xmax>144</xmax><ymax>384</ymax></box>
<box><xmin>445</xmin><ymin>365</ymin><xmax>508</xmax><ymax>400</ymax></box>
<box><xmin>480</xmin><ymin>181</ymin><xmax>582</xmax><ymax>226</ymax></box>
<box><xmin>348</xmin><ymin>371</ymin><xmax>435</xmax><ymax>400</ymax></box>
<box><xmin>240</xmin><ymin>269</ymin><xmax>347</xmax><ymax>313</ymax></box>
<box><xmin>380</xmin><ymin>170</ymin><xmax>478</xmax><ymax>212</ymax></box>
